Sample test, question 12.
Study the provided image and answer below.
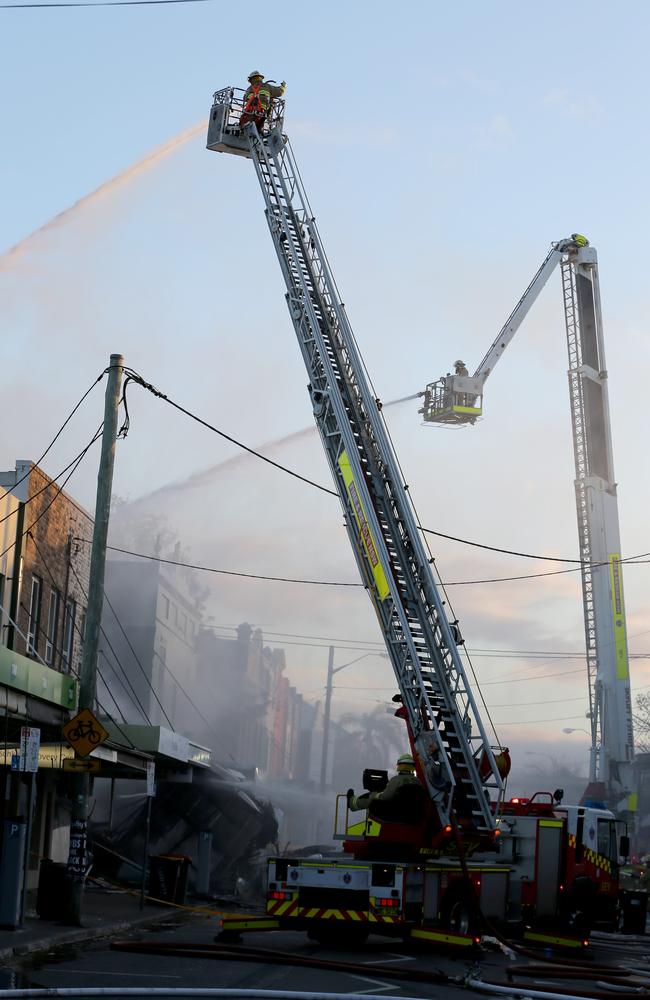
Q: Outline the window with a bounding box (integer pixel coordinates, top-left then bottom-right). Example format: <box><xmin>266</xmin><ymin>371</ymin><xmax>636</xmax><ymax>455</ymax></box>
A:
<box><xmin>162</xmin><ymin>595</ymin><xmax>170</xmax><ymax>619</ymax></box>
<box><xmin>79</xmin><ymin>607</ymin><xmax>87</xmax><ymax>652</ymax></box>
<box><xmin>180</xmin><ymin>613</ymin><xmax>187</xmax><ymax>635</ymax></box>
<box><xmin>27</xmin><ymin>576</ymin><xmax>42</xmax><ymax>655</ymax></box>
<box><xmin>598</xmin><ymin>819</ymin><xmax>617</xmax><ymax>862</ymax></box>
<box><xmin>44</xmin><ymin>590</ymin><xmax>60</xmax><ymax>665</ymax></box>
<box><xmin>62</xmin><ymin>598</ymin><xmax>76</xmax><ymax>672</ymax></box>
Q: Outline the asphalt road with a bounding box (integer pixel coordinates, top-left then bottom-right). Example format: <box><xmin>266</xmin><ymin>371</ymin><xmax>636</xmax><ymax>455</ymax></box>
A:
<box><xmin>4</xmin><ymin>917</ymin><xmax>650</xmax><ymax>999</ymax></box>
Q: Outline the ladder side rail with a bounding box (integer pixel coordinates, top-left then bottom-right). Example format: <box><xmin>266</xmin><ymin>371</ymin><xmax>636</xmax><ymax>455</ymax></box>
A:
<box><xmin>474</xmin><ymin>248</ymin><xmax>562</xmax><ymax>382</ymax></box>
<box><xmin>246</xmin><ymin>130</ymin><xmax>462</xmax><ymax>820</ymax></box>
<box><xmin>249</xmin><ymin>130</ymin><xmax>499</xmax><ymax>828</ymax></box>
<box><xmin>277</xmin><ymin>138</ymin><xmax>503</xmax><ymax>814</ymax></box>
<box><xmin>588</xmin><ymin>254</ymin><xmax>635</xmax><ymax>770</ymax></box>
<box><xmin>562</xmin><ymin>259</ymin><xmax>602</xmax><ymax>780</ymax></box>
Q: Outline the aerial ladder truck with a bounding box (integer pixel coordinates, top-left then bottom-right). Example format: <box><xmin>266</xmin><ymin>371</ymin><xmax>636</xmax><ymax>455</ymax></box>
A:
<box><xmin>420</xmin><ymin>239</ymin><xmax>637</xmax><ymax>835</ymax></box>
<box><xmin>207</xmin><ymin>88</ymin><xmax>627</xmax><ymax>947</ymax></box>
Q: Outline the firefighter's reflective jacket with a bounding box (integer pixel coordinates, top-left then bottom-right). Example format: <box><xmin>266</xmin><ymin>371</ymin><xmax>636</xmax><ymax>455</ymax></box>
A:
<box><xmin>243</xmin><ymin>80</ymin><xmax>285</xmax><ymax>115</ymax></box>
<box><xmin>349</xmin><ymin>772</ymin><xmax>426</xmax><ymax>823</ymax></box>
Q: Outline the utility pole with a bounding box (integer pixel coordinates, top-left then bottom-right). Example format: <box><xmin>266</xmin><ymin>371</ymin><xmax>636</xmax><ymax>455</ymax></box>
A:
<box><xmin>319</xmin><ymin>646</ymin><xmax>335</xmax><ymax>794</ymax></box>
<box><xmin>65</xmin><ymin>353</ymin><xmax>123</xmax><ymax>925</ymax></box>
<box><xmin>319</xmin><ymin>649</ymin><xmax>389</xmax><ymax>794</ymax></box>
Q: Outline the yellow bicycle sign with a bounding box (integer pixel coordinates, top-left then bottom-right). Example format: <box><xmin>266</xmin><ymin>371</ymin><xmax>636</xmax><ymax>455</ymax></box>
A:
<box><xmin>63</xmin><ymin>708</ymin><xmax>109</xmax><ymax>758</ymax></box>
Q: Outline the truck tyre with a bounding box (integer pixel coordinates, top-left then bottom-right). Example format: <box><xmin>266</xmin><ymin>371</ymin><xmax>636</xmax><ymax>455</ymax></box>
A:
<box><xmin>441</xmin><ymin>887</ymin><xmax>477</xmax><ymax>937</ymax></box>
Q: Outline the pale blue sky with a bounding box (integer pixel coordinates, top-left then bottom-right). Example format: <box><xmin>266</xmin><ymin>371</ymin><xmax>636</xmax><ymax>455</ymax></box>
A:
<box><xmin>2</xmin><ymin>1</ymin><xmax>649</xmax><ymax>768</ymax></box>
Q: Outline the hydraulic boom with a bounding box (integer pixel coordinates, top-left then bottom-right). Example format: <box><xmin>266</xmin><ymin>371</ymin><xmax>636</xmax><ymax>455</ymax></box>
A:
<box><xmin>421</xmin><ymin>237</ymin><xmax>635</xmax><ymax>822</ymax></box>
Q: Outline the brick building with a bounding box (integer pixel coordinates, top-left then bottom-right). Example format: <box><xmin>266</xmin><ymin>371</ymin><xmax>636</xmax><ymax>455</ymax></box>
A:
<box><xmin>0</xmin><ymin>460</ymin><xmax>92</xmax><ymax>680</ymax></box>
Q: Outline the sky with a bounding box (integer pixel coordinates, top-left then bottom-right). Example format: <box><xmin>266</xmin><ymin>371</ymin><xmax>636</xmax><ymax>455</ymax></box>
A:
<box><xmin>2</xmin><ymin>0</ymin><xmax>650</xmax><ymax>782</ymax></box>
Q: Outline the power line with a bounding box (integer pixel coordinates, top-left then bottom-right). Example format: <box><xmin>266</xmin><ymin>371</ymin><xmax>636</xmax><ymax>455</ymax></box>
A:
<box><xmin>29</xmin><ymin>537</ymin><xmax>146</xmax><ymax>744</ymax></box>
<box><xmin>495</xmin><ymin>715</ymin><xmax>589</xmax><ymax>726</ymax></box>
<box><xmin>102</xmin><ymin>587</ymin><xmax>174</xmax><ymax>729</ymax></box>
<box><xmin>123</xmin><ymin>371</ymin><xmax>338</xmax><ymax>498</ymax></box>
<box><xmin>102</xmin><ymin>543</ymin><xmax>362</xmax><ymax>588</ymax></box>
<box><xmin>125</xmin><ymin>371</ymin><xmax>650</xmax><ymax>572</ymax></box>
<box><xmin>67</xmin><ymin>560</ymin><xmax>154</xmax><ymax>726</ymax></box>
<box><xmin>0</xmin><ymin>428</ymin><xmax>102</xmax><ymax>561</ymax></box>
<box><xmin>0</xmin><ymin>372</ymin><xmax>104</xmax><ymax>529</ymax></box>
<box><xmin>2</xmin><ymin>0</ymin><xmax>212</xmax><ymax>5</ymax></box>
<box><xmin>75</xmin><ymin>539</ymin><xmax>650</xmax><ymax>593</ymax></box>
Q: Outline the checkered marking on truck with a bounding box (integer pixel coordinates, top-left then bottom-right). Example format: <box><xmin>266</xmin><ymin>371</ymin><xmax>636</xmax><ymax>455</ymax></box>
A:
<box><xmin>567</xmin><ymin>833</ymin><xmax>612</xmax><ymax>873</ymax></box>
<box><xmin>266</xmin><ymin>898</ymin><xmax>368</xmax><ymax>921</ymax></box>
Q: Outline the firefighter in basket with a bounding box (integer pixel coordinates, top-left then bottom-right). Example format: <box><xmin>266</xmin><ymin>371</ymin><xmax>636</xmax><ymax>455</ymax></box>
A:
<box><xmin>240</xmin><ymin>71</ymin><xmax>286</xmax><ymax>134</ymax></box>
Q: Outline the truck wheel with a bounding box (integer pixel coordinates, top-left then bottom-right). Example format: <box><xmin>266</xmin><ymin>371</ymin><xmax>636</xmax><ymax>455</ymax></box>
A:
<box><xmin>441</xmin><ymin>889</ymin><xmax>477</xmax><ymax>937</ymax></box>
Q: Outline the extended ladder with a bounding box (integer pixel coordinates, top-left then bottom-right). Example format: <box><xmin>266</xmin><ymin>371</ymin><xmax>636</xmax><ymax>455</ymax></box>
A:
<box><xmin>561</xmin><ymin>249</ymin><xmax>634</xmax><ymax>800</ymax></box>
<box><xmin>207</xmin><ymin>93</ymin><xmax>504</xmax><ymax>837</ymax></box>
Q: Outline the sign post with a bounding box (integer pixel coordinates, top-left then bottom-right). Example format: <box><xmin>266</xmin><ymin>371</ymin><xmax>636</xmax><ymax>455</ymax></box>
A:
<box><xmin>140</xmin><ymin>762</ymin><xmax>156</xmax><ymax>910</ymax></box>
<box><xmin>19</xmin><ymin>726</ymin><xmax>40</xmax><ymax>924</ymax></box>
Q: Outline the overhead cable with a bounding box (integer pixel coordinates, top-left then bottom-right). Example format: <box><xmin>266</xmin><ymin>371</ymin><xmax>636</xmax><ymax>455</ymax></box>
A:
<box><xmin>67</xmin><ymin>560</ymin><xmax>156</xmax><ymax>727</ymax></box>
<box><xmin>83</xmin><ymin>539</ymin><xmax>650</xmax><ymax>592</ymax></box>
<box><xmin>124</xmin><ymin>370</ymin><xmax>650</xmax><ymax>569</ymax></box>
<box><xmin>122</xmin><ymin>370</ymin><xmax>338</xmax><ymax>498</ymax></box>
<box><xmin>0</xmin><ymin>372</ymin><xmax>104</xmax><ymax>530</ymax></box>
<box><xmin>1</xmin><ymin>0</ymin><xmax>213</xmax><ymax>7</ymax></box>
<box><xmin>0</xmin><ymin>428</ymin><xmax>102</xmax><ymax>562</ymax></box>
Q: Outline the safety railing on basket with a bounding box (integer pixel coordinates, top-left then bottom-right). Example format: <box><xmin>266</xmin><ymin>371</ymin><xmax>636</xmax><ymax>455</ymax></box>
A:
<box><xmin>211</xmin><ymin>86</ymin><xmax>286</xmax><ymax>137</ymax></box>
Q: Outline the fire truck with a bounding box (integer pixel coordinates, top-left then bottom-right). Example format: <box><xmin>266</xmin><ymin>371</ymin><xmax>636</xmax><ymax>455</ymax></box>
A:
<box><xmin>206</xmin><ymin>87</ymin><xmax>628</xmax><ymax>948</ymax></box>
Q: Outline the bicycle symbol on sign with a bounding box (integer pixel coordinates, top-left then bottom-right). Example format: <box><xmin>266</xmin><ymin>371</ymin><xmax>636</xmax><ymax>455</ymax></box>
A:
<box><xmin>68</xmin><ymin>719</ymin><xmax>102</xmax><ymax>745</ymax></box>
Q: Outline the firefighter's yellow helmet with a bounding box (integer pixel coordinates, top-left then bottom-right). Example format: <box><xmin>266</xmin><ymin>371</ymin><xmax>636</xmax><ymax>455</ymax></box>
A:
<box><xmin>397</xmin><ymin>753</ymin><xmax>416</xmax><ymax>771</ymax></box>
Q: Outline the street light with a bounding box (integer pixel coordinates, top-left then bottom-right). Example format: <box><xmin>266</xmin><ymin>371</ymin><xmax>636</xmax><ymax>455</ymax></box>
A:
<box><xmin>562</xmin><ymin>728</ymin><xmax>596</xmax><ymax>782</ymax></box>
<box><xmin>319</xmin><ymin>646</ymin><xmax>389</xmax><ymax>793</ymax></box>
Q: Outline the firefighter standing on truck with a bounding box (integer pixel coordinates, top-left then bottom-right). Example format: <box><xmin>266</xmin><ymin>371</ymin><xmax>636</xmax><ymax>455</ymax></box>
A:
<box><xmin>347</xmin><ymin>754</ymin><xmax>426</xmax><ymax>823</ymax></box>
<box><xmin>240</xmin><ymin>71</ymin><xmax>286</xmax><ymax>133</ymax></box>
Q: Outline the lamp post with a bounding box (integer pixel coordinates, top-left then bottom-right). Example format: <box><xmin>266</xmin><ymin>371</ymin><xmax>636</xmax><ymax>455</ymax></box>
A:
<box><xmin>319</xmin><ymin>647</ymin><xmax>388</xmax><ymax>793</ymax></box>
<box><xmin>562</xmin><ymin>727</ymin><xmax>596</xmax><ymax>783</ymax></box>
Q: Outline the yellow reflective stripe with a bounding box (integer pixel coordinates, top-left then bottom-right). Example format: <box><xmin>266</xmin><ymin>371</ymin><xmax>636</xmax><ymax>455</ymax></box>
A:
<box><xmin>609</xmin><ymin>554</ymin><xmax>629</xmax><ymax>680</ymax></box>
<box><xmin>410</xmin><ymin>928</ymin><xmax>474</xmax><ymax>946</ymax></box>
<box><xmin>275</xmin><ymin>900</ymin><xmax>293</xmax><ymax>916</ymax></box>
<box><xmin>305</xmin><ymin>908</ymin><xmax>320</xmax><ymax>918</ymax></box>
<box><xmin>524</xmin><ymin>931</ymin><xmax>584</xmax><ymax>948</ymax></box>
<box><xmin>450</xmin><ymin>405</ymin><xmax>481</xmax><ymax>414</ymax></box>
<box><xmin>366</xmin><ymin>818</ymin><xmax>382</xmax><ymax>836</ymax></box>
<box><xmin>221</xmin><ymin>918</ymin><xmax>279</xmax><ymax>931</ymax></box>
<box><xmin>539</xmin><ymin>819</ymin><xmax>563</xmax><ymax>827</ymax></box>
<box><xmin>338</xmin><ymin>450</ymin><xmax>390</xmax><ymax>600</ymax></box>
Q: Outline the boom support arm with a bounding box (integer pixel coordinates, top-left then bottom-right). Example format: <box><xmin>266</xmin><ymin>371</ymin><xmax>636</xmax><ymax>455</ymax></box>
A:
<box><xmin>474</xmin><ymin>245</ymin><xmax>563</xmax><ymax>382</ymax></box>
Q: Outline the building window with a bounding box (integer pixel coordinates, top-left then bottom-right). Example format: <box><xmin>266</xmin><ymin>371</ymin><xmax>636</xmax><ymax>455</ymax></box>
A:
<box><xmin>44</xmin><ymin>590</ymin><xmax>60</xmax><ymax>665</ymax></box>
<box><xmin>79</xmin><ymin>607</ymin><xmax>87</xmax><ymax>652</ymax></box>
<box><xmin>180</xmin><ymin>613</ymin><xmax>187</xmax><ymax>635</ymax></box>
<box><xmin>27</xmin><ymin>575</ymin><xmax>42</xmax><ymax>655</ymax></box>
<box><xmin>62</xmin><ymin>598</ymin><xmax>76</xmax><ymax>672</ymax></box>
<box><xmin>162</xmin><ymin>595</ymin><xmax>170</xmax><ymax>619</ymax></box>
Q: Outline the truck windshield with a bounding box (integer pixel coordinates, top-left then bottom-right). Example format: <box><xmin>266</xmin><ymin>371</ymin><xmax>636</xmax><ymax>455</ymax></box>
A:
<box><xmin>598</xmin><ymin>818</ymin><xmax>618</xmax><ymax>862</ymax></box>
